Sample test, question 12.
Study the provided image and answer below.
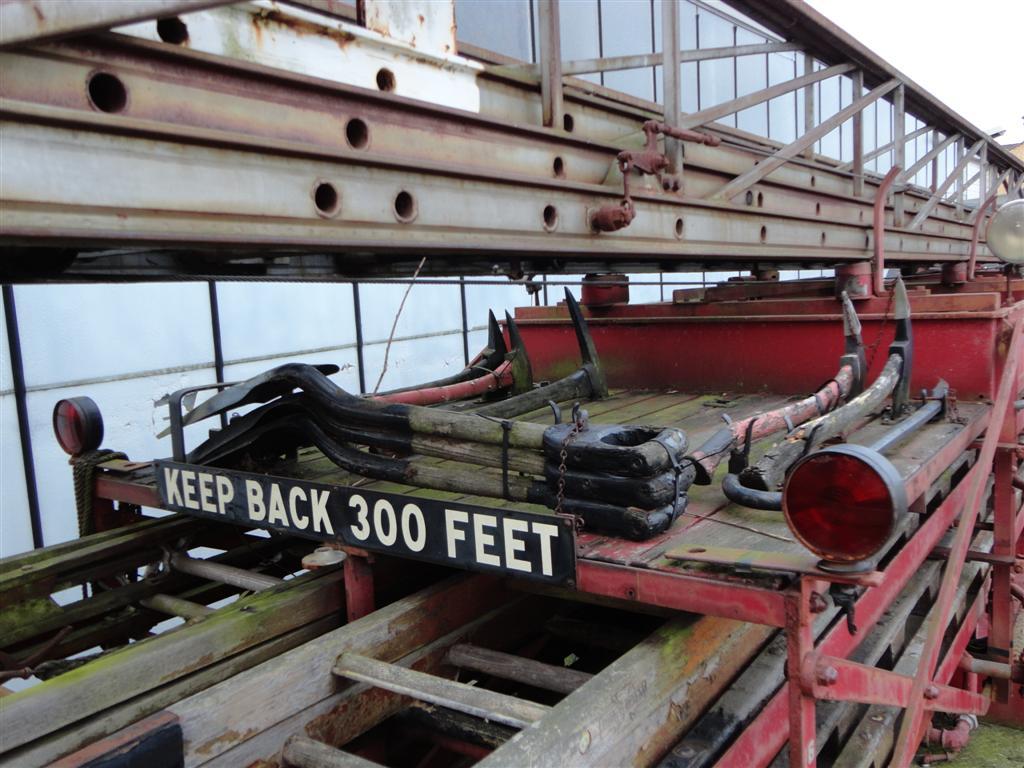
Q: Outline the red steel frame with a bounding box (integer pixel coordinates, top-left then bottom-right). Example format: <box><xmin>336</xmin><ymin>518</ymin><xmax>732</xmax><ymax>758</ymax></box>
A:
<box><xmin>87</xmin><ymin>301</ymin><xmax>1024</xmax><ymax>766</ymax></box>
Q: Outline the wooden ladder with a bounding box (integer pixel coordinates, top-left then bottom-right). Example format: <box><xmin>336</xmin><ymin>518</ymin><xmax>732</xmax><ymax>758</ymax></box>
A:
<box><xmin>281</xmin><ymin>643</ymin><xmax>593</xmax><ymax>767</ymax></box>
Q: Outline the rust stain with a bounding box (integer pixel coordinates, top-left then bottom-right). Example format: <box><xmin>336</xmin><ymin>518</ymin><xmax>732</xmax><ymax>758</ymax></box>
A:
<box><xmin>261</xmin><ymin>9</ymin><xmax>355</xmax><ymax>49</ymax></box>
<box><xmin>32</xmin><ymin>3</ymin><xmax>45</xmax><ymax>22</ymax></box>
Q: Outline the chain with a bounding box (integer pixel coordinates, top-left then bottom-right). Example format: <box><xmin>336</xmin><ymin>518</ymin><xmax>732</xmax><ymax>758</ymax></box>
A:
<box><xmin>865</xmin><ymin>287</ymin><xmax>896</xmax><ymax>372</ymax></box>
<box><xmin>554</xmin><ymin>411</ymin><xmax>586</xmax><ymax>515</ymax></box>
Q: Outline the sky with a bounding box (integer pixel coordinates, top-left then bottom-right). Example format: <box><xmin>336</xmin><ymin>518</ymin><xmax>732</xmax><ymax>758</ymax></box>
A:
<box><xmin>806</xmin><ymin>0</ymin><xmax>1024</xmax><ymax>145</ymax></box>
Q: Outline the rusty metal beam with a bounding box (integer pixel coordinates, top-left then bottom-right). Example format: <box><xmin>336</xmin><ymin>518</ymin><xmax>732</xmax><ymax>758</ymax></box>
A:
<box><xmin>662</xmin><ymin>0</ymin><xmax>682</xmax><ymax>174</ymax></box>
<box><xmin>0</xmin><ymin>14</ymin><xmax>999</xmax><ymax>277</ymax></box>
<box><xmin>720</xmin><ymin>0</ymin><xmax>1023</xmax><ymax>174</ymax></box>
<box><xmin>892</xmin><ymin>84</ymin><xmax>906</xmax><ymax>224</ymax></box>
<box><xmin>890</xmin><ymin>315</ymin><xmax>1023</xmax><ymax>767</ymax></box>
<box><xmin>851</xmin><ymin>70</ymin><xmax>864</xmax><ymax>198</ymax></box>
<box><xmin>709</xmin><ymin>78</ymin><xmax>898</xmax><ymax>201</ymax></box>
<box><xmin>677</xmin><ymin>62</ymin><xmax>855</xmax><ymax>132</ymax></box>
<box><xmin>896</xmin><ymin>132</ymin><xmax>960</xmax><ymax>186</ymax></box>
<box><xmin>493</xmin><ymin>43</ymin><xmax>803</xmax><ymax>79</ymax></box>
<box><xmin>907</xmin><ymin>138</ymin><xmax>986</xmax><ymax>230</ymax></box>
<box><xmin>836</xmin><ymin>124</ymin><xmax>932</xmax><ymax>172</ymax></box>
<box><xmin>0</xmin><ymin>0</ymin><xmax>233</xmax><ymax>49</ymax></box>
<box><xmin>537</xmin><ymin>0</ymin><xmax>562</xmax><ymax>130</ymax></box>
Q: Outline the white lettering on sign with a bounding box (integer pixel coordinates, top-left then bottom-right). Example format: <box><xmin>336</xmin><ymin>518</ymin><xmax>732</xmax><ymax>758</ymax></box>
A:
<box><xmin>181</xmin><ymin>470</ymin><xmax>197</xmax><ymax>509</ymax></box>
<box><xmin>164</xmin><ymin>468</ymin><xmax>184</xmax><ymax>506</ymax></box>
<box><xmin>246</xmin><ymin>480</ymin><xmax>266</xmax><ymax>521</ymax></box>
<box><xmin>160</xmin><ymin>466</ymin><xmax>565</xmax><ymax>579</ymax></box>
<box><xmin>402</xmin><ymin>504</ymin><xmax>426</xmax><ymax>552</ymax></box>
<box><xmin>197</xmin><ymin>473</ymin><xmax>216</xmax><ymax>514</ymax></box>
<box><xmin>532</xmin><ymin>522</ymin><xmax>559</xmax><ymax>577</ymax></box>
<box><xmin>374</xmin><ymin>499</ymin><xmax>397</xmax><ymax>546</ymax></box>
<box><xmin>215</xmin><ymin>476</ymin><xmax>233</xmax><ymax>515</ymax></box>
<box><xmin>311</xmin><ymin>489</ymin><xmax>333</xmax><ymax>534</ymax></box>
<box><xmin>446</xmin><ymin>509</ymin><xmax>469</xmax><ymax>558</ymax></box>
<box><xmin>473</xmin><ymin>514</ymin><xmax>501</xmax><ymax>567</ymax></box>
<box><xmin>267</xmin><ymin>485</ymin><xmax>288</xmax><ymax>526</ymax></box>
<box><xmin>443</xmin><ymin>508</ymin><xmax>561</xmax><ymax>575</ymax></box>
<box><xmin>289</xmin><ymin>487</ymin><xmax>309</xmax><ymax>530</ymax></box>
<box><xmin>503</xmin><ymin>518</ymin><xmax>531</xmax><ymax>573</ymax></box>
<box><xmin>350</xmin><ymin>494</ymin><xmax>370</xmax><ymax>540</ymax></box>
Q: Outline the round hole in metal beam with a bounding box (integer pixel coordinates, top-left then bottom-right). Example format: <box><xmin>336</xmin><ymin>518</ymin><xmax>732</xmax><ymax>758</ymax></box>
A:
<box><xmin>563</xmin><ymin>113</ymin><xmax>575</xmax><ymax>132</ymax></box>
<box><xmin>820</xmin><ymin>232</ymin><xmax>827</xmax><ymax>245</ymax></box>
<box><xmin>815</xmin><ymin>202</ymin><xmax>821</xmax><ymax>216</ymax></box>
<box><xmin>760</xmin><ymin>226</ymin><xmax>767</xmax><ymax>243</ymax></box>
<box><xmin>313</xmin><ymin>181</ymin><xmax>340</xmax><ymax>218</ymax></box>
<box><xmin>376</xmin><ymin>68</ymin><xmax>396</xmax><ymax>92</ymax></box>
<box><xmin>810</xmin><ymin>175</ymin><xmax>817</xmax><ymax>188</ymax></box>
<box><xmin>675</xmin><ymin>218</ymin><xmax>684</xmax><ymax>238</ymax></box>
<box><xmin>345</xmin><ymin>118</ymin><xmax>369</xmax><ymax>149</ymax></box>
<box><xmin>757</xmin><ymin>192</ymin><xmax>764</xmax><ymax>208</ymax></box>
<box><xmin>87</xmin><ymin>72</ymin><xmax>127</xmax><ymax>113</ymax></box>
<box><xmin>553</xmin><ymin>156</ymin><xmax>565</xmax><ymax>178</ymax></box>
<box><xmin>394</xmin><ymin>190</ymin><xmax>417</xmax><ymax>222</ymax></box>
<box><xmin>745</xmin><ymin>191</ymin><xmax>754</xmax><ymax>206</ymax></box>
<box><xmin>543</xmin><ymin>205</ymin><xmax>558</xmax><ymax>231</ymax></box>
<box><xmin>156</xmin><ymin>17</ymin><xmax>189</xmax><ymax>44</ymax></box>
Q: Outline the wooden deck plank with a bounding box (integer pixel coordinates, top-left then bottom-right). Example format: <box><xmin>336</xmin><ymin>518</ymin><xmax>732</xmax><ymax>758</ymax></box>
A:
<box><xmin>478</xmin><ymin>615</ymin><xmax>774</xmax><ymax>768</ymax></box>
<box><xmin>0</xmin><ymin>567</ymin><xmax>345</xmax><ymax>753</ymax></box>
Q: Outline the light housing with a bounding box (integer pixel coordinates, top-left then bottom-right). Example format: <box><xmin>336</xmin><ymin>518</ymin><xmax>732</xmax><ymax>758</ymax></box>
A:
<box><xmin>782</xmin><ymin>444</ymin><xmax>906</xmax><ymax>570</ymax></box>
<box><xmin>52</xmin><ymin>397</ymin><xmax>104</xmax><ymax>455</ymax></box>
<box><xmin>987</xmin><ymin>199</ymin><xmax>1024</xmax><ymax>265</ymax></box>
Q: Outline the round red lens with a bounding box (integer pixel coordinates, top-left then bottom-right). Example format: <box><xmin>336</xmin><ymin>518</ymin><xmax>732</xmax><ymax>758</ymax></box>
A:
<box><xmin>52</xmin><ymin>397</ymin><xmax>104</xmax><ymax>455</ymax></box>
<box><xmin>783</xmin><ymin>446</ymin><xmax>905</xmax><ymax>563</ymax></box>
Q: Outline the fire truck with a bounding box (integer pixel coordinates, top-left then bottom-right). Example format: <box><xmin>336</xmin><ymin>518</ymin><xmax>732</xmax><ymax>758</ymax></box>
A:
<box><xmin>1</xmin><ymin>2</ymin><xmax>1023</xmax><ymax>767</ymax></box>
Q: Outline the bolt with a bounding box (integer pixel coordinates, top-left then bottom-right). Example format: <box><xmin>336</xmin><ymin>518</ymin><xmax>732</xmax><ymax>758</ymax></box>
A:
<box><xmin>578</xmin><ymin>729</ymin><xmax>591</xmax><ymax>754</ymax></box>
<box><xmin>817</xmin><ymin>666</ymin><xmax>839</xmax><ymax>686</ymax></box>
<box><xmin>625</xmin><ymin>587</ymin><xmax>637</xmax><ymax>600</ymax></box>
<box><xmin>924</xmin><ymin>685</ymin><xmax>940</xmax><ymax>700</ymax></box>
<box><xmin>809</xmin><ymin>592</ymin><xmax>829</xmax><ymax>613</ymax></box>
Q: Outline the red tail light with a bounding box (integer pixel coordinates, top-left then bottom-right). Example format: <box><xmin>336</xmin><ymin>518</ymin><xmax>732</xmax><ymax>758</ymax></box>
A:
<box><xmin>782</xmin><ymin>444</ymin><xmax>906</xmax><ymax>568</ymax></box>
<box><xmin>52</xmin><ymin>397</ymin><xmax>104</xmax><ymax>456</ymax></box>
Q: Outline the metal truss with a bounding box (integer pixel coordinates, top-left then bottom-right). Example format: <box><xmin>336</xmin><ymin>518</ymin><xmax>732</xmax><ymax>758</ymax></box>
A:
<box><xmin>0</xmin><ymin>0</ymin><xmax>1020</xmax><ymax>281</ymax></box>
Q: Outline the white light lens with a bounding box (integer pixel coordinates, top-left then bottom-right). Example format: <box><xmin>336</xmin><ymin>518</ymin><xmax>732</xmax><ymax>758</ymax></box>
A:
<box><xmin>988</xmin><ymin>199</ymin><xmax>1024</xmax><ymax>265</ymax></box>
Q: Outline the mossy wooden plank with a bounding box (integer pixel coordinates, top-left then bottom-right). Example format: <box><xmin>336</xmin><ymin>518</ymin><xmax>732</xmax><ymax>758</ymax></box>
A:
<box><xmin>6</xmin><ymin>615</ymin><xmax>341</xmax><ymax>767</ymax></box>
<box><xmin>164</xmin><ymin>574</ymin><xmax>507</xmax><ymax>765</ymax></box>
<box><xmin>0</xmin><ymin>566</ymin><xmax>345</xmax><ymax>752</ymax></box>
<box><xmin>479</xmin><ymin>615</ymin><xmax>774</xmax><ymax>768</ymax></box>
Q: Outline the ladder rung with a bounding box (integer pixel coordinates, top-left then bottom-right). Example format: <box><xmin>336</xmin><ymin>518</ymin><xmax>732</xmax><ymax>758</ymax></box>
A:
<box><xmin>283</xmin><ymin>735</ymin><xmax>380</xmax><ymax>768</ymax></box>
<box><xmin>332</xmin><ymin>653</ymin><xmax>550</xmax><ymax>729</ymax></box>
<box><xmin>446</xmin><ymin>643</ymin><xmax>592</xmax><ymax>694</ymax></box>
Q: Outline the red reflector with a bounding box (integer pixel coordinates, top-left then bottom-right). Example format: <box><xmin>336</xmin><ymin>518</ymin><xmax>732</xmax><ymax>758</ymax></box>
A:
<box><xmin>783</xmin><ymin>444</ymin><xmax>906</xmax><ymax>565</ymax></box>
<box><xmin>52</xmin><ymin>397</ymin><xmax>104</xmax><ymax>456</ymax></box>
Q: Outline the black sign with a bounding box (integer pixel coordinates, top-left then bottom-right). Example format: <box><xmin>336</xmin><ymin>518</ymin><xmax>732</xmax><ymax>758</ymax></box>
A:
<box><xmin>154</xmin><ymin>461</ymin><xmax>575</xmax><ymax>584</ymax></box>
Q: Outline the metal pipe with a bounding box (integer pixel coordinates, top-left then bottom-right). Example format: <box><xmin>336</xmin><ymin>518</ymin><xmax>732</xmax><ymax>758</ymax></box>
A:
<box><xmin>722</xmin><ymin>473</ymin><xmax>781</xmax><ymax>511</ymax></box>
<box><xmin>661</xmin><ymin>0</ymin><xmax>681</xmax><ymax>174</ymax></box>
<box><xmin>873</xmin><ymin>165</ymin><xmax>902</xmax><ymax>296</ymax></box>
<box><xmin>207</xmin><ymin>281</ymin><xmax>227</xmax><ymax>429</ymax></box>
<box><xmin>959</xmin><ymin>653</ymin><xmax>1012</xmax><ymax>680</ymax></box>
<box><xmin>2</xmin><ymin>285</ymin><xmax>44</xmax><ymax>549</ymax></box>
<box><xmin>169</xmin><ymin>551</ymin><xmax>282</xmax><ymax>592</ymax></box>
<box><xmin>967</xmin><ymin>192</ymin><xmax>999</xmax><ymax>280</ymax></box>
<box><xmin>139</xmin><ymin>593</ymin><xmax>215</xmax><ymax>621</ymax></box>
<box><xmin>866</xmin><ymin>388</ymin><xmax>945</xmax><ymax>455</ymax></box>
